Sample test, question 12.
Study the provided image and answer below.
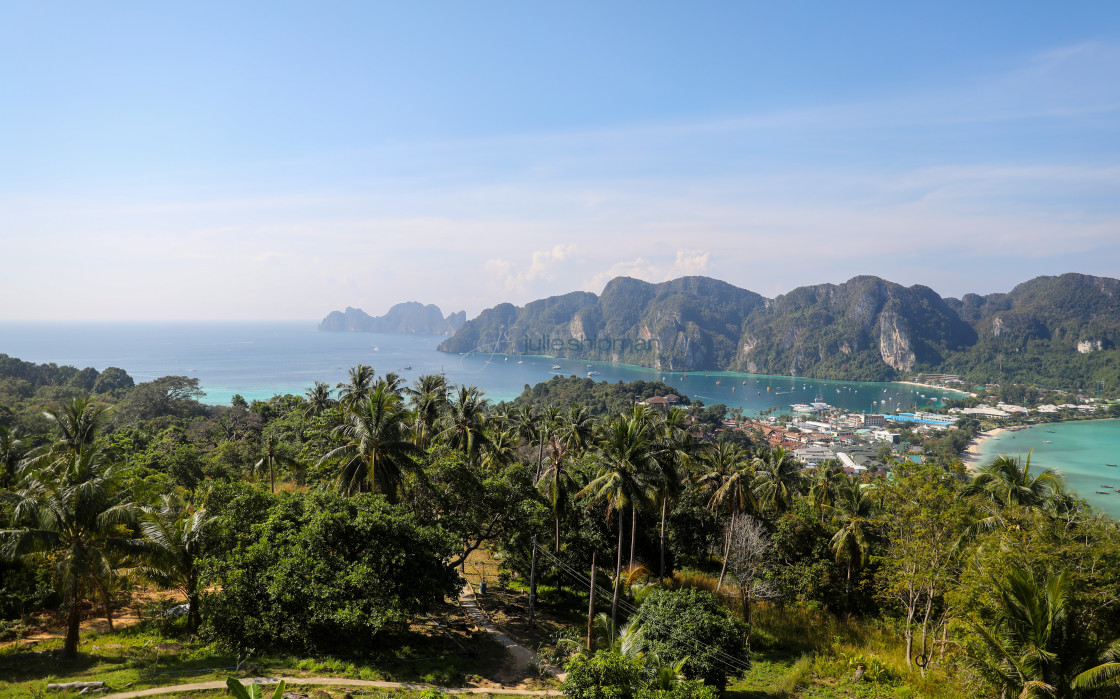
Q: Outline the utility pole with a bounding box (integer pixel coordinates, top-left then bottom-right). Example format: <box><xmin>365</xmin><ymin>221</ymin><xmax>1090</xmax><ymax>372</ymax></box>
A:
<box><xmin>586</xmin><ymin>552</ymin><xmax>597</xmax><ymax>651</ymax></box>
<box><xmin>529</xmin><ymin>535</ymin><xmax>538</xmax><ymax>626</ymax></box>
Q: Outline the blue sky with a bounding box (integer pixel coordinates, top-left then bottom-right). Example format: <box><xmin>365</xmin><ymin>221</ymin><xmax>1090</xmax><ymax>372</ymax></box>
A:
<box><xmin>2</xmin><ymin>1</ymin><xmax>1119</xmax><ymax>320</ymax></box>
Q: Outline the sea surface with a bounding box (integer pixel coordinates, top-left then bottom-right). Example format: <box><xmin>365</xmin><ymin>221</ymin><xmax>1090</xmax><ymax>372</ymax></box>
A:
<box><xmin>0</xmin><ymin>321</ymin><xmax>958</xmax><ymax>415</ymax></box>
<box><xmin>973</xmin><ymin>419</ymin><xmax>1120</xmax><ymax>517</ymax></box>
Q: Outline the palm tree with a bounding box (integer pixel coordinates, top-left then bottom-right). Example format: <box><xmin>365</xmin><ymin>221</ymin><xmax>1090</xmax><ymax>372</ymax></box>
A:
<box><xmin>808</xmin><ymin>460</ymin><xmax>846</xmax><ymax>523</ymax></box>
<box><xmin>303</xmin><ymin>381</ymin><xmax>336</xmax><ymax>419</ymax></box>
<box><xmin>579</xmin><ymin>415</ymin><xmax>655</xmax><ymax>631</ymax></box>
<box><xmin>21</xmin><ymin>396</ymin><xmax>108</xmax><ymax>475</ymax></box>
<box><xmin>650</xmin><ymin>408</ymin><xmax>694</xmax><ymax>580</ymax></box>
<box><xmin>967</xmin><ymin>565</ymin><xmax>1120</xmax><ymax>697</ymax></box>
<box><xmin>254</xmin><ymin>433</ymin><xmax>301</xmax><ymax>493</ymax></box>
<box><xmin>405</xmin><ymin>374</ymin><xmax>448</xmax><ymax>449</ymax></box>
<box><xmin>0</xmin><ymin>448</ymin><xmax>135</xmax><ymax>659</ymax></box>
<box><xmin>968</xmin><ymin>451</ymin><xmax>1064</xmax><ymax>510</ymax></box>
<box><xmin>439</xmin><ymin>385</ymin><xmax>492</xmax><ymax>466</ymax></box>
<box><xmin>697</xmin><ymin>440</ymin><xmax>756</xmax><ymax>591</ymax></box>
<box><xmin>378</xmin><ymin>371</ymin><xmax>406</xmax><ymax>398</ymax></box>
<box><xmin>0</xmin><ymin>425</ymin><xmax>24</xmax><ymax>487</ymax></box>
<box><xmin>319</xmin><ymin>385</ymin><xmax>422</xmax><ymax>501</ymax></box>
<box><xmin>753</xmin><ymin>447</ymin><xmax>803</xmax><ymax>515</ymax></box>
<box><xmin>829</xmin><ymin>478</ymin><xmax>874</xmax><ymax>610</ymax></box>
<box><xmin>134</xmin><ymin>495</ymin><xmax>216</xmax><ymax>631</ymax></box>
<box><xmin>336</xmin><ymin>364</ymin><xmax>375</xmax><ymax>412</ymax></box>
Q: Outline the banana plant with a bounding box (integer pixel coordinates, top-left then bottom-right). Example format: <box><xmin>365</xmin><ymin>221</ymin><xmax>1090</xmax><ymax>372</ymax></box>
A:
<box><xmin>225</xmin><ymin>678</ymin><xmax>286</xmax><ymax>699</ymax></box>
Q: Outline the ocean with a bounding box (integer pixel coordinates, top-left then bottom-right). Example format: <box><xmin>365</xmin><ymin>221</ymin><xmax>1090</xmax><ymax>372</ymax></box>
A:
<box><xmin>0</xmin><ymin>321</ymin><xmax>957</xmax><ymax>414</ymax></box>
<box><xmin>972</xmin><ymin>419</ymin><xmax>1120</xmax><ymax>518</ymax></box>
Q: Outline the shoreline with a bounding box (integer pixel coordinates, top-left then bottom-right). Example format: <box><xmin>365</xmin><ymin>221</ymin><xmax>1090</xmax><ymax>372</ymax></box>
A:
<box><xmin>895</xmin><ymin>380</ymin><xmax>973</xmax><ymax>397</ymax></box>
<box><xmin>961</xmin><ymin>426</ymin><xmax>1015</xmax><ymax>471</ymax></box>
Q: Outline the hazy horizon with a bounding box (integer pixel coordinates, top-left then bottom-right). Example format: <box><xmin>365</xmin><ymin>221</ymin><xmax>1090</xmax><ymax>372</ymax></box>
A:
<box><xmin>3</xmin><ymin>2</ymin><xmax>1119</xmax><ymax>321</ymax></box>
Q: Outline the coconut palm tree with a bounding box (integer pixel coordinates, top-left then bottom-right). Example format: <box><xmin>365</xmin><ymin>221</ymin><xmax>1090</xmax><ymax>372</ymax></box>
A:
<box><xmin>319</xmin><ymin>385</ymin><xmax>422</xmax><ymax>501</ymax></box>
<box><xmin>133</xmin><ymin>495</ymin><xmax>216</xmax><ymax>631</ymax></box>
<box><xmin>967</xmin><ymin>565</ymin><xmax>1120</xmax><ymax>698</ymax></box>
<box><xmin>753</xmin><ymin>447</ymin><xmax>803</xmax><ymax>515</ymax></box>
<box><xmin>336</xmin><ymin>364</ymin><xmax>375</xmax><ymax>412</ymax></box>
<box><xmin>649</xmin><ymin>408</ymin><xmax>695</xmax><ymax>580</ymax></box>
<box><xmin>0</xmin><ymin>448</ymin><xmax>135</xmax><ymax>659</ymax></box>
<box><xmin>42</xmin><ymin>396</ymin><xmax>107</xmax><ymax>457</ymax></box>
<box><xmin>439</xmin><ymin>385</ymin><xmax>492</xmax><ymax>466</ymax></box>
<box><xmin>579</xmin><ymin>414</ymin><xmax>655</xmax><ymax>631</ymax></box>
<box><xmin>303</xmin><ymin>381</ymin><xmax>336</xmax><ymax>419</ymax></box>
<box><xmin>0</xmin><ymin>425</ymin><xmax>25</xmax><ymax>487</ymax></box>
<box><xmin>829</xmin><ymin>478</ymin><xmax>874</xmax><ymax>610</ymax></box>
<box><xmin>808</xmin><ymin>460</ymin><xmax>846</xmax><ymax>523</ymax></box>
<box><xmin>405</xmin><ymin>374</ymin><xmax>448</xmax><ymax>448</ymax></box>
<box><xmin>254</xmin><ymin>433</ymin><xmax>302</xmax><ymax>493</ymax></box>
<box><xmin>697</xmin><ymin>439</ymin><xmax>756</xmax><ymax>591</ymax></box>
<box><xmin>968</xmin><ymin>451</ymin><xmax>1064</xmax><ymax>510</ymax></box>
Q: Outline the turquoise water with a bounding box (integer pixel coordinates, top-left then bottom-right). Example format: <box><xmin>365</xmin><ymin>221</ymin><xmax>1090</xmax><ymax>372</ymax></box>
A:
<box><xmin>973</xmin><ymin>420</ymin><xmax>1120</xmax><ymax>518</ymax></box>
<box><xmin>0</xmin><ymin>321</ymin><xmax>959</xmax><ymax>414</ymax></box>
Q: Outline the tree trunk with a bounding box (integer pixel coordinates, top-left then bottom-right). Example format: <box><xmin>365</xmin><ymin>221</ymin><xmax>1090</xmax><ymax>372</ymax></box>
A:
<box><xmin>535</xmin><ymin>433</ymin><xmax>545</xmax><ymax>483</ymax></box>
<box><xmin>629</xmin><ymin>505</ymin><xmax>637</xmax><ymax>571</ymax></box>
<box><xmin>587</xmin><ymin>552</ymin><xmax>597</xmax><ymax>651</ymax></box>
<box><xmin>844</xmin><ymin>558</ymin><xmax>853</xmax><ymax>613</ymax></box>
<box><xmin>269</xmin><ymin>458</ymin><xmax>275</xmax><ymax>494</ymax></box>
<box><xmin>716</xmin><ymin>510</ymin><xmax>736</xmax><ymax>592</ymax></box>
<box><xmin>555</xmin><ymin>512</ymin><xmax>561</xmax><ymax>554</ymax></box>
<box><xmin>62</xmin><ymin>579</ymin><xmax>81</xmax><ymax>660</ymax></box>
<box><xmin>611</xmin><ymin>510</ymin><xmax>624</xmax><ymax>635</ymax></box>
<box><xmin>918</xmin><ymin>593</ymin><xmax>934</xmax><ymax>677</ymax></box>
<box><xmin>659</xmin><ymin>497</ymin><xmax>668</xmax><ymax>581</ymax></box>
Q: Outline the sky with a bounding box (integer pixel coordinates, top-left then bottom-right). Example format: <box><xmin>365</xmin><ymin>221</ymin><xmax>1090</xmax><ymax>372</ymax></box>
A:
<box><xmin>2</xmin><ymin>1</ymin><xmax>1120</xmax><ymax>321</ymax></box>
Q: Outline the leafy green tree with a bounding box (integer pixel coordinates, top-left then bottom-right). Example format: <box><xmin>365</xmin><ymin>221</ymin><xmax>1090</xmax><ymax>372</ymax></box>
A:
<box><xmin>633</xmin><ymin>588</ymin><xmax>746</xmax><ymax>689</ymax></box>
<box><xmin>875</xmin><ymin>464</ymin><xmax>973</xmax><ymax>674</ymax></box>
<box><xmin>0</xmin><ymin>448</ymin><xmax>135</xmax><ymax>659</ymax></box>
<box><xmin>201</xmin><ymin>490</ymin><xmax>460</xmax><ymax>653</ymax></box>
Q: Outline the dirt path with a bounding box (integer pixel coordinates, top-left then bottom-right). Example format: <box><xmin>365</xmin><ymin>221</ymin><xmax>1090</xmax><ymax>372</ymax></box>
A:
<box><xmin>102</xmin><ymin>677</ymin><xmax>563</xmax><ymax>699</ymax></box>
<box><xmin>458</xmin><ymin>581</ymin><xmax>564</xmax><ymax>684</ymax></box>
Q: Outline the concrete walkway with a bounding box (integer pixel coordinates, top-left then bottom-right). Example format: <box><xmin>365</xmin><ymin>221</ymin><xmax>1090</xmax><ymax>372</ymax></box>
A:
<box><xmin>101</xmin><ymin>677</ymin><xmax>563</xmax><ymax>699</ymax></box>
<box><xmin>99</xmin><ymin>583</ymin><xmax>564</xmax><ymax>699</ymax></box>
<box><xmin>457</xmin><ymin>582</ymin><xmax>565</xmax><ymax>681</ymax></box>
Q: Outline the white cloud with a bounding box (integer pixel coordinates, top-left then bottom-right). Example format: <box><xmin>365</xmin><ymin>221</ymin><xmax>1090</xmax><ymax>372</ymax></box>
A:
<box><xmin>586</xmin><ymin>249</ymin><xmax>711</xmax><ymax>292</ymax></box>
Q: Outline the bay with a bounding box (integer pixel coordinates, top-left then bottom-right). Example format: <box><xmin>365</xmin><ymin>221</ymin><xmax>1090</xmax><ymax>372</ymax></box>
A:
<box><xmin>973</xmin><ymin>419</ymin><xmax>1120</xmax><ymax>517</ymax></box>
<box><xmin>0</xmin><ymin>321</ymin><xmax>960</xmax><ymax>414</ymax></box>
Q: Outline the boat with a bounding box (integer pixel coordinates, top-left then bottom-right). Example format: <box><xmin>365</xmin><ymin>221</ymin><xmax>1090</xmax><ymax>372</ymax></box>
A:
<box><xmin>517</xmin><ymin>360</ymin><xmax>523</xmax><ymax>364</ymax></box>
<box><xmin>1108</xmin><ymin>464</ymin><xmax>1119</xmax><ymax>467</ymax></box>
<box><xmin>587</xmin><ymin>371</ymin><xmax>601</xmax><ymax>377</ymax></box>
<box><xmin>403</xmin><ymin>365</ymin><xmax>412</xmax><ymax>371</ymax></box>
<box><xmin>551</xmin><ymin>364</ymin><xmax>561</xmax><ymax>370</ymax></box>
<box><xmin>373</xmin><ymin>346</ymin><xmax>380</xmax><ymax>351</ymax></box>
<box><xmin>1100</xmin><ymin>485</ymin><xmax>1113</xmax><ymax>488</ymax></box>
<box><xmin>1044</xmin><ymin>440</ymin><xmax>1052</xmax><ymax>444</ymax></box>
<box><xmin>1097</xmin><ymin>491</ymin><xmax>1110</xmax><ymax>494</ymax></box>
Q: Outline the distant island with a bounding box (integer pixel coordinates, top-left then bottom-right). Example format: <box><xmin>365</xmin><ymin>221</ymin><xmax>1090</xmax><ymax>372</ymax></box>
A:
<box><xmin>319</xmin><ymin>302</ymin><xmax>466</xmax><ymax>335</ymax></box>
<box><xmin>439</xmin><ymin>273</ymin><xmax>1120</xmax><ymax>389</ymax></box>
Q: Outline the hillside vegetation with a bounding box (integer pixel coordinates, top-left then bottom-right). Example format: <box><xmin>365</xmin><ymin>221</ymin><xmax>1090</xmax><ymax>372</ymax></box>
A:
<box><xmin>440</xmin><ymin>273</ymin><xmax>1120</xmax><ymax>389</ymax></box>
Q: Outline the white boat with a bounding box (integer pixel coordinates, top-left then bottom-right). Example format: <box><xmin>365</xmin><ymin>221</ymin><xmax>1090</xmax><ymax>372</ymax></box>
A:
<box><xmin>587</xmin><ymin>371</ymin><xmax>601</xmax><ymax>377</ymax></box>
<box><xmin>551</xmin><ymin>364</ymin><xmax>561</xmax><ymax>370</ymax></box>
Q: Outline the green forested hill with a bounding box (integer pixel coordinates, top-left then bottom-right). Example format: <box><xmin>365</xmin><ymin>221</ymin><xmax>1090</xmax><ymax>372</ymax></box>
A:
<box><xmin>440</xmin><ymin>273</ymin><xmax>1120</xmax><ymax>389</ymax></box>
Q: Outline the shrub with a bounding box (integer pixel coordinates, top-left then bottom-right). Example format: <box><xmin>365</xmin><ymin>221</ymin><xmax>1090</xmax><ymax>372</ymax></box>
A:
<box><xmin>634</xmin><ymin>588</ymin><xmax>746</xmax><ymax>689</ymax></box>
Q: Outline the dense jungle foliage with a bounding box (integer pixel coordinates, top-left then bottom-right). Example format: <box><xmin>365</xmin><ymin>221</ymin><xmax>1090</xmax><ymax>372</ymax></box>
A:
<box><xmin>1</xmin><ymin>355</ymin><xmax>1119</xmax><ymax>698</ymax></box>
